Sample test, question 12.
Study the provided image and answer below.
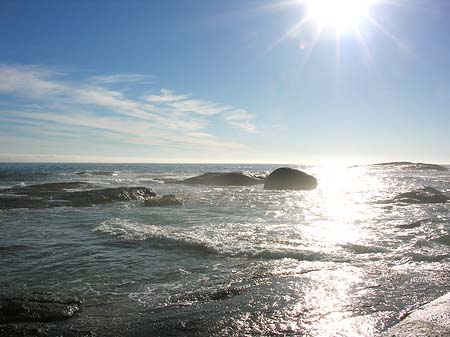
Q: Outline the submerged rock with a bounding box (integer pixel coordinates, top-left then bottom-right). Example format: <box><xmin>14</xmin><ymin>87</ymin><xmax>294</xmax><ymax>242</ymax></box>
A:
<box><xmin>393</xmin><ymin>187</ymin><xmax>449</xmax><ymax>204</ymax></box>
<box><xmin>0</xmin><ymin>182</ymin><xmax>92</xmax><ymax>196</ymax></box>
<box><xmin>144</xmin><ymin>194</ymin><xmax>183</xmax><ymax>207</ymax></box>
<box><xmin>178</xmin><ymin>172</ymin><xmax>263</xmax><ymax>186</ymax></box>
<box><xmin>0</xmin><ymin>183</ymin><xmax>156</xmax><ymax>209</ymax></box>
<box><xmin>64</xmin><ymin>187</ymin><xmax>156</xmax><ymax>207</ymax></box>
<box><xmin>0</xmin><ymin>295</ymin><xmax>81</xmax><ymax>323</ymax></box>
<box><xmin>263</xmin><ymin>167</ymin><xmax>318</xmax><ymax>190</ymax></box>
<box><xmin>76</xmin><ymin>171</ymin><xmax>116</xmax><ymax>176</ymax></box>
<box><xmin>396</xmin><ymin>220</ymin><xmax>424</xmax><ymax>229</ymax></box>
<box><xmin>0</xmin><ymin>196</ymin><xmax>49</xmax><ymax>210</ymax></box>
<box><xmin>373</xmin><ymin>162</ymin><xmax>449</xmax><ymax>171</ymax></box>
<box><xmin>0</xmin><ymin>324</ymin><xmax>94</xmax><ymax>337</ymax></box>
<box><xmin>173</xmin><ymin>286</ymin><xmax>245</xmax><ymax>304</ymax></box>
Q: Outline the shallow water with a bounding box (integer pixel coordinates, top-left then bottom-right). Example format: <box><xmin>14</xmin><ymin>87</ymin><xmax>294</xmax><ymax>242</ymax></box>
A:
<box><xmin>1</xmin><ymin>163</ymin><xmax>449</xmax><ymax>336</ymax></box>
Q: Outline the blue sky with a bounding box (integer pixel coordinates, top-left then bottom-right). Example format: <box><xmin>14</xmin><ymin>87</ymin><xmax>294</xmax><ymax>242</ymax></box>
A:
<box><xmin>0</xmin><ymin>0</ymin><xmax>449</xmax><ymax>163</ymax></box>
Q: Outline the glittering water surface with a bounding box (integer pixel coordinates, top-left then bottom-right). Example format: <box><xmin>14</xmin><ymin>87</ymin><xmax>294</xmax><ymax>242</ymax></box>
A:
<box><xmin>1</xmin><ymin>163</ymin><xmax>449</xmax><ymax>336</ymax></box>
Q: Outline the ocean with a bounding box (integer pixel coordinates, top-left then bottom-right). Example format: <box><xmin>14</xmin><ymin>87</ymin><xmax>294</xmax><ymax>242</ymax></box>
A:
<box><xmin>1</xmin><ymin>162</ymin><xmax>449</xmax><ymax>336</ymax></box>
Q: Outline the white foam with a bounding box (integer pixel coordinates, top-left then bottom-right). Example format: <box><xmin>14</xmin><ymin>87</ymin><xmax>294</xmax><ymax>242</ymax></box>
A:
<box><xmin>94</xmin><ymin>218</ymin><xmax>329</xmax><ymax>261</ymax></box>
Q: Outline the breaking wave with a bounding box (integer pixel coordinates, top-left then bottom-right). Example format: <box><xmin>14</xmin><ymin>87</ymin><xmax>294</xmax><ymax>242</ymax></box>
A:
<box><xmin>94</xmin><ymin>218</ymin><xmax>329</xmax><ymax>261</ymax></box>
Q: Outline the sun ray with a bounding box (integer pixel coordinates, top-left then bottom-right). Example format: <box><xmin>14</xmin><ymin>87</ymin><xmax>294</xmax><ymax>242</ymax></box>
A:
<box><xmin>335</xmin><ymin>31</ymin><xmax>341</xmax><ymax>69</ymax></box>
<box><xmin>383</xmin><ymin>0</ymin><xmax>428</xmax><ymax>10</ymax></box>
<box><xmin>265</xmin><ymin>0</ymin><xmax>420</xmax><ymax>76</ymax></box>
<box><xmin>299</xmin><ymin>25</ymin><xmax>325</xmax><ymax>70</ymax></box>
<box><xmin>365</xmin><ymin>15</ymin><xmax>411</xmax><ymax>53</ymax></box>
<box><xmin>353</xmin><ymin>28</ymin><xmax>383</xmax><ymax>80</ymax></box>
<box><xmin>265</xmin><ymin>16</ymin><xmax>313</xmax><ymax>54</ymax></box>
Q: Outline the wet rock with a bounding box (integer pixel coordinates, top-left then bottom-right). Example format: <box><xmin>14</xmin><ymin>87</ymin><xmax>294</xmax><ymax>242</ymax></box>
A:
<box><xmin>63</xmin><ymin>187</ymin><xmax>156</xmax><ymax>207</ymax></box>
<box><xmin>373</xmin><ymin>162</ymin><xmax>449</xmax><ymax>171</ymax></box>
<box><xmin>393</xmin><ymin>187</ymin><xmax>449</xmax><ymax>204</ymax></box>
<box><xmin>263</xmin><ymin>167</ymin><xmax>318</xmax><ymax>190</ymax></box>
<box><xmin>0</xmin><ymin>196</ymin><xmax>49</xmax><ymax>210</ymax></box>
<box><xmin>397</xmin><ymin>220</ymin><xmax>423</xmax><ymax>229</ymax></box>
<box><xmin>0</xmin><ymin>323</ymin><xmax>50</xmax><ymax>337</ymax></box>
<box><xmin>177</xmin><ymin>172</ymin><xmax>263</xmax><ymax>186</ymax></box>
<box><xmin>0</xmin><ymin>184</ymin><xmax>156</xmax><ymax>209</ymax></box>
<box><xmin>383</xmin><ymin>292</ymin><xmax>450</xmax><ymax>336</ymax></box>
<box><xmin>432</xmin><ymin>234</ymin><xmax>450</xmax><ymax>246</ymax></box>
<box><xmin>76</xmin><ymin>171</ymin><xmax>116</xmax><ymax>176</ymax></box>
<box><xmin>0</xmin><ymin>295</ymin><xmax>81</xmax><ymax>324</ymax></box>
<box><xmin>144</xmin><ymin>194</ymin><xmax>183</xmax><ymax>207</ymax></box>
<box><xmin>0</xmin><ymin>182</ymin><xmax>92</xmax><ymax>196</ymax></box>
<box><xmin>0</xmin><ymin>245</ymin><xmax>28</xmax><ymax>254</ymax></box>
<box><xmin>0</xmin><ymin>323</ymin><xmax>95</xmax><ymax>337</ymax></box>
<box><xmin>174</xmin><ymin>286</ymin><xmax>245</xmax><ymax>303</ymax></box>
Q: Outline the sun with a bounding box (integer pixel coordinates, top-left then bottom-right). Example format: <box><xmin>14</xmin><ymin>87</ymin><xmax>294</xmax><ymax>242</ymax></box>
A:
<box><xmin>267</xmin><ymin>0</ymin><xmax>405</xmax><ymax>69</ymax></box>
<box><xmin>306</xmin><ymin>0</ymin><xmax>378</xmax><ymax>33</ymax></box>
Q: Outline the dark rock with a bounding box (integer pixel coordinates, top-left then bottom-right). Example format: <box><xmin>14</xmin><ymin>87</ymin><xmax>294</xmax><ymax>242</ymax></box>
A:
<box><xmin>178</xmin><ymin>172</ymin><xmax>263</xmax><ymax>186</ymax></box>
<box><xmin>0</xmin><ymin>324</ymin><xmax>95</xmax><ymax>337</ymax></box>
<box><xmin>0</xmin><ymin>182</ymin><xmax>91</xmax><ymax>196</ymax></box>
<box><xmin>144</xmin><ymin>194</ymin><xmax>183</xmax><ymax>207</ymax></box>
<box><xmin>374</xmin><ymin>161</ymin><xmax>416</xmax><ymax>167</ymax></box>
<box><xmin>0</xmin><ymin>323</ymin><xmax>50</xmax><ymax>337</ymax></box>
<box><xmin>373</xmin><ymin>162</ymin><xmax>449</xmax><ymax>171</ymax></box>
<box><xmin>0</xmin><ymin>196</ymin><xmax>49</xmax><ymax>210</ymax></box>
<box><xmin>414</xmin><ymin>163</ymin><xmax>449</xmax><ymax>171</ymax></box>
<box><xmin>174</xmin><ymin>286</ymin><xmax>244</xmax><ymax>303</ymax></box>
<box><xmin>63</xmin><ymin>187</ymin><xmax>156</xmax><ymax>207</ymax></box>
<box><xmin>393</xmin><ymin>187</ymin><xmax>449</xmax><ymax>204</ymax></box>
<box><xmin>0</xmin><ymin>184</ymin><xmax>156</xmax><ymax>209</ymax></box>
<box><xmin>396</xmin><ymin>220</ymin><xmax>423</xmax><ymax>229</ymax></box>
<box><xmin>0</xmin><ymin>245</ymin><xmax>28</xmax><ymax>253</ymax></box>
<box><xmin>0</xmin><ymin>295</ymin><xmax>81</xmax><ymax>324</ymax></box>
<box><xmin>76</xmin><ymin>171</ymin><xmax>116</xmax><ymax>176</ymax></box>
<box><xmin>432</xmin><ymin>234</ymin><xmax>450</xmax><ymax>246</ymax></box>
<box><xmin>263</xmin><ymin>167</ymin><xmax>318</xmax><ymax>190</ymax></box>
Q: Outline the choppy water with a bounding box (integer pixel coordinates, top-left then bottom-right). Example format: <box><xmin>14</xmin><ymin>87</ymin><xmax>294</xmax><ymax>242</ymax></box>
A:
<box><xmin>1</xmin><ymin>163</ymin><xmax>450</xmax><ymax>336</ymax></box>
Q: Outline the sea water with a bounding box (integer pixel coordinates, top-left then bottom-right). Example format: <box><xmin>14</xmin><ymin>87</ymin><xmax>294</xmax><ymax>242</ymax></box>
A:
<box><xmin>1</xmin><ymin>163</ymin><xmax>449</xmax><ymax>336</ymax></box>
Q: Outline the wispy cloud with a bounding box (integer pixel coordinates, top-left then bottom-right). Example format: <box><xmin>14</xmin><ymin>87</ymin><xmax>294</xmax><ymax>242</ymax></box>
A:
<box><xmin>168</xmin><ymin>98</ymin><xmax>231</xmax><ymax>116</ymax></box>
<box><xmin>0</xmin><ymin>65</ymin><xmax>66</xmax><ymax>98</ymax></box>
<box><xmin>89</xmin><ymin>73</ymin><xmax>153</xmax><ymax>84</ymax></box>
<box><xmin>0</xmin><ymin>64</ymin><xmax>257</xmax><ymax>159</ymax></box>
<box><xmin>224</xmin><ymin>109</ymin><xmax>257</xmax><ymax>133</ymax></box>
<box><xmin>145</xmin><ymin>88</ymin><xmax>190</xmax><ymax>103</ymax></box>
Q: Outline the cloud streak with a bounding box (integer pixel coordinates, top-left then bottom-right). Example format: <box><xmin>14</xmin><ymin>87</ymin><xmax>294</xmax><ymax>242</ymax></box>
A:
<box><xmin>0</xmin><ymin>64</ymin><xmax>257</xmax><ymax>159</ymax></box>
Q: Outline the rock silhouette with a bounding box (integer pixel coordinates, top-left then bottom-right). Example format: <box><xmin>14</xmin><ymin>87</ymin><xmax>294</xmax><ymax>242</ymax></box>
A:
<box><xmin>264</xmin><ymin>168</ymin><xmax>318</xmax><ymax>190</ymax></box>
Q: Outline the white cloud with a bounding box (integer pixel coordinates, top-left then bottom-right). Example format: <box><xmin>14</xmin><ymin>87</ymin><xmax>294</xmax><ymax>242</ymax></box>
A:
<box><xmin>89</xmin><ymin>73</ymin><xmax>153</xmax><ymax>84</ymax></box>
<box><xmin>0</xmin><ymin>65</ymin><xmax>66</xmax><ymax>98</ymax></box>
<box><xmin>0</xmin><ymin>64</ymin><xmax>257</xmax><ymax>158</ymax></box>
<box><xmin>168</xmin><ymin>98</ymin><xmax>231</xmax><ymax>116</ymax></box>
<box><xmin>145</xmin><ymin>88</ymin><xmax>190</xmax><ymax>103</ymax></box>
<box><xmin>224</xmin><ymin>109</ymin><xmax>257</xmax><ymax>133</ymax></box>
<box><xmin>72</xmin><ymin>86</ymin><xmax>157</xmax><ymax>120</ymax></box>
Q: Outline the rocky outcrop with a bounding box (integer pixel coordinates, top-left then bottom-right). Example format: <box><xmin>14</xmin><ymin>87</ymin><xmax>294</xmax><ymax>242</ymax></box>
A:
<box><xmin>373</xmin><ymin>162</ymin><xmax>449</xmax><ymax>171</ymax></box>
<box><xmin>263</xmin><ymin>168</ymin><xmax>318</xmax><ymax>190</ymax></box>
<box><xmin>393</xmin><ymin>187</ymin><xmax>449</xmax><ymax>204</ymax></box>
<box><xmin>0</xmin><ymin>295</ymin><xmax>81</xmax><ymax>324</ymax></box>
<box><xmin>383</xmin><ymin>292</ymin><xmax>450</xmax><ymax>336</ymax></box>
<box><xmin>76</xmin><ymin>171</ymin><xmax>116</xmax><ymax>176</ymax></box>
<box><xmin>63</xmin><ymin>187</ymin><xmax>156</xmax><ymax>207</ymax></box>
<box><xmin>0</xmin><ymin>295</ymin><xmax>89</xmax><ymax>337</ymax></box>
<box><xmin>144</xmin><ymin>194</ymin><xmax>183</xmax><ymax>207</ymax></box>
<box><xmin>0</xmin><ymin>182</ymin><xmax>92</xmax><ymax>196</ymax></box>
<box><xmin>177</xmin><ymin>172</ymin><xmax>263</xmax><ymax>186</ymax></box>
<box><xmin>0</xmin><ymin>182</ymin><xmax>157</xmax><ymax>209</ymax></box>
<box><xmin>0</xmin><ymin>196</ymin><xmax>49</xmax><ymax>210</ymax></box>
